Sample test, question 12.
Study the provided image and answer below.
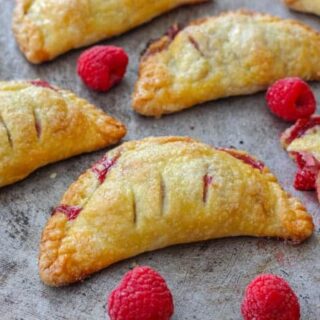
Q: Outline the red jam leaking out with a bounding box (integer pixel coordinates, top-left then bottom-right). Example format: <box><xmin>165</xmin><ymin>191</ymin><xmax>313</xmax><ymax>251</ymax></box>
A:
<box><xmin>142</xmin><ymin>24</ymin><xmax>183</xmax><ymax>59</ymax></box>
<box><xmin>30</xmin><ymin>80</ymin><xmax>55</xmax><ymax>90</ymax></box>
<box><xmin>219</xmin><ymin>148</ymin><xmax>265</xmax><ymax>172</ymax></box>
<box><xmin>52</xmin><ymin>205</ymin><xmax>82</xmax><ymax>221</ymax></box>
<box><xmin>92</xmin><ymin>154</ymin><xmax>119</xmax><ymax>183</ymax></box>
<box><xmin>166</xmin><ymin>24</ymin><xmax>182</xmax><ymax>40</ymax></box>
<box><xmin>284</xmin><ymin>116</ymin><xmax>320</xmax><ymax>145</ymax></box>
<box><xmin>291</xmin><ymin>151</ymin><xmax>320</xmax><ymax>190</ymax></box>
<box><xmin>292</xmin><ymin>151</ymin><xmax>319</xmax><ymax>170</ymax></box>
<box><xmin>203</xmin><ymin>174</ymin><xmax>213</xmax><ymax>187</ymax></box>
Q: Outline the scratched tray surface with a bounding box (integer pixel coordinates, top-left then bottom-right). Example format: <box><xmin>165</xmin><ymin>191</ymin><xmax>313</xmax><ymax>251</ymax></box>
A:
<box><xmin>0</xmin><ymin>1</ymin><xmax>319</xmax><ymax>319</ymax></box>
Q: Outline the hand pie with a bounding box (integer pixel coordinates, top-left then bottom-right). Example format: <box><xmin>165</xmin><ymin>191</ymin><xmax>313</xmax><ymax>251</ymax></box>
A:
<box><xmin>284</xmin><ymin>0</ymin><xmax>320</xmax><ymax>16</ymax></box>
<box><xmin>0</xmin><ymin>80</ymin><xmax>126</xmax><ymax>187</ymax></box>
<box><xmin>39</xmin><ymin>136</ymin><xmax>314</xmax><ymax>286</ymax></box>
<box><xmin>133</xmin><ymin>11</ymin><xmax>320</xmax><ymax>116</ymax></box>
<box><xmin>13</xmin><ymin>0</ymin><xmax>207</xmax><ymax>64</ymax></box>
<box><xmin>281</xmin><ymin>116</ymin><xmax>320</xmax><ymax>201</ymax></box>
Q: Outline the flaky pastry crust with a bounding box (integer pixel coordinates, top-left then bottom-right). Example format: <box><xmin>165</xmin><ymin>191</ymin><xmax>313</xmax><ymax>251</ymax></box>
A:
<box><xmin>13</xmin><ymin>0</ymin><xmax>207</xmax><ymax>63</ymax></box>
<box><xmin>284</xmin><ymin>0</ymin><xmax>320</xmax><ymax>16</ymax></box>
<box><xmin>133</xmin><ymin>10</ymin><xmax>320</xmax><ymax>116</ymax></box>
<box><xmin>39</xmin><ymin>136</ymin><xmax>314</xmax><ymax>286</ymax></box>
<box><xmin>0</xmin><ymin>80</ymin><xmax>126</xmax><ymax>187</ymax></box>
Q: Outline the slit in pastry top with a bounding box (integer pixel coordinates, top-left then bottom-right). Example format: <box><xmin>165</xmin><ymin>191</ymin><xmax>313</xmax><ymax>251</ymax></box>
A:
<box><xmin>39</xmin><ymin>136</ymin><xmax>314</xmax><ymax>286</ymax></box>
<box><xmin>133</xmin><ymin>10</ymin><xmax>320</xmax><ymax>116</ymax></box>
<box><xmin>13</xmin><ymin>0</ymin><xmax>208</xmax><ymax>63</ymax></box>
<box><xmin>0</xmin><ymin>80</ymin><xmax>126</xmax><ymax>187</ymax></box>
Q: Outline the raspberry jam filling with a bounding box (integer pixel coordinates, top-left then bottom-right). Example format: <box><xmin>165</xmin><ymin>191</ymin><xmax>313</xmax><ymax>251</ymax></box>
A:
<box><xmin>219</xmin><ymin>149</ymin><xmax>265</xmax><ymax>171</ymax></box>
<box><xmin>52</xmin><ymin>205</ymin><xmax>82</xmax><ymax>220</ymax></box>
<box><xmin>30</xmin><ymin>80</ymin><xmax>55</xmax><ymax>90</ymax></box>
<box><xmin>284</xmin><ymin>116</ymin><xmax>320</xmax><ymax>145</ymax></box>
<box><xmin>203</xmin><ymin>174</ymin><xmax>213</xmax><ymax>186</ymax></box>
<box><xmin>203</xmin><ymin>174</ymin><xmax>213</xmax><ymax>202</ymax></box>
<box><xmin>142</xmin><ymin>24</ymin><xmax>183</xmax><ymax>58</ymax></box>
<box><xmin>92</xmin><ymin>155</ymin><xmax>119</xmax><ymax>183</ymax></box>
<box><xmin>291</xmin><ymin>152</ymin><xmax>320</xmax><ymax>190</ymax></box>
<box><xmin>166</xmin><ymin>24</ymin><xmax>182</xmax><ymax>40</ymax></box>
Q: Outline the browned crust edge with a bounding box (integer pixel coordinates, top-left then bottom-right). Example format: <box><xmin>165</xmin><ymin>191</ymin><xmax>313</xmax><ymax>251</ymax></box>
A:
<box><xmin>140</xmin><ymin>9</ymin><xmax>320</xmax><ymax>62</ymax></box>
<box><xmin>283</xmin><ymin>0</ymin><xmax>299</xmax><ymax>6</ymax></box>
<box><xmin>133</xmin><ymin>9</ymin><xmax>320</xmax><ymax>117</ymax></box>
<box><xmin>12</xmin><ymin>0</ymin><xmax>51</xmax><ymax>64</ymax></box>
<box><xmin>39</xmin><ymin>137</ymin><xmax>314</xmax><ymax>286</ymax></box>
<box><xmin>0</xmin><ymin>80</ymin><xmax>127</xmax><ymax>188</ymax></box>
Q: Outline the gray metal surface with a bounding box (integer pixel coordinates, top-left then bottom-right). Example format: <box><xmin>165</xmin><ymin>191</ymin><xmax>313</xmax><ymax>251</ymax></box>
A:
<box><xmin>0</xmin><ymin>1</ymin><xmax>319</xmax><ymax>319</ymax></box>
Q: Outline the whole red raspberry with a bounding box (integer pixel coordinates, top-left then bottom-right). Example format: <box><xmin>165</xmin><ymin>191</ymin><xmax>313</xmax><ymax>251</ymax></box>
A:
<box><xmin>241</xmin><ymin>274</ymin><xmax>300</xmax><ymax>320</ymax></box>
<box><xmin>108</xmin><ymin>266</ymin><xmax>174</xmax><ymax>320</ymax></box>
<box><xmin>77</xmin><ymin>45</ymin><xmax>128</xmax><ymax>92</ymax></box>
<box><xmin>266</xmin><ymin>77</ymin><xmax>316</xmax><ymax>121</ymax></box>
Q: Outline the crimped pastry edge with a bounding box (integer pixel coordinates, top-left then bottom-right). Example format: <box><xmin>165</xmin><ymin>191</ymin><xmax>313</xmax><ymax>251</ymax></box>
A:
<box><xmin>0</xmin><ymin>79</ymin><xmax>127</xmax><ymax>144</ymax></box>
<box><xmin>133</xmin><ymin>9</ymin><xmax>320</xmax><ymax>117</ymax></box>
<box><xmin>12</xmin><ymin>0</ymin><xmax>50</xmax><ymax>63</ymax></box>
<box><xmin>12</xmin><ymin>0</ymin><xmax>209</xmax><ymax>64</ymax></box>
<box><xmin>0</xmin><ymin>79</ymin><xmax>127</xmax><ymax>187</ymax></box>
<box><xmin>140</xmin><ymin>9</ymin><xmax>320</xmax><ymax>62</ymax></box>
<box><xmin>39</xmin><ymin>136</ymin><xmax>314</xmax><ymax>286</ymax></box>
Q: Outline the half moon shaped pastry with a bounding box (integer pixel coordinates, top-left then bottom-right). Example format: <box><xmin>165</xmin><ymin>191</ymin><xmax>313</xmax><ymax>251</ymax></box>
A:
<box><xmin>281</xmin><ymin>116</ymin><xmax>320</xmax><ymax>201</ymax></box>
<box><xmin>133</xmin><ymin>11</ymin><xmax>320</xmax><ymax>116</ymax></box>
<box><xmin>284</xmin><ymin>0</ymin><xmax>320</xmax><ymax>16</ymax></box>
<box><xmin>39</xmin><ymin>136</ymin><xmax>314</xmax><ymax>286</ymax></box>
<box><xmin>13</xmin><ymin>0</ymin><xmax>207</xmax><ymax>64</ymax></box>
<box><xmin>0</xmin><ymin>80</ymin><xmax>126</xmax><ymax>187</ymax></box>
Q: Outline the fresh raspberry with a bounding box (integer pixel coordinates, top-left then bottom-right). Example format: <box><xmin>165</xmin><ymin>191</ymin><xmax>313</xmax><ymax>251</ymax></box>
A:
<box><xmin>266</xmin><ymin>77</ymin><xmax>316</xmax><ymax>121</ymax></box>
<box><xmin>241</xmin><ymin>274</ymin><xmax>300</xmax><ymax>320</ymax></box>
<box><xmin>108</xmin><ymin>266</ymin><xmax>174</xmax><ymax>320</ymax></box>
<box><xmin>77</xmin><ymin>45</ymin><xmax>128</xmax><ymax>92</ymax></box>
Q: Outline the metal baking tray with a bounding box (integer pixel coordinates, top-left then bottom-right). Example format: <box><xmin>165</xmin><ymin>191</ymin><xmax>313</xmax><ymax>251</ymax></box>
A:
<box><xmin>0</xmin><ymin>0</ymin><xmax>319</xmax><ymax>319</ymax></box>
